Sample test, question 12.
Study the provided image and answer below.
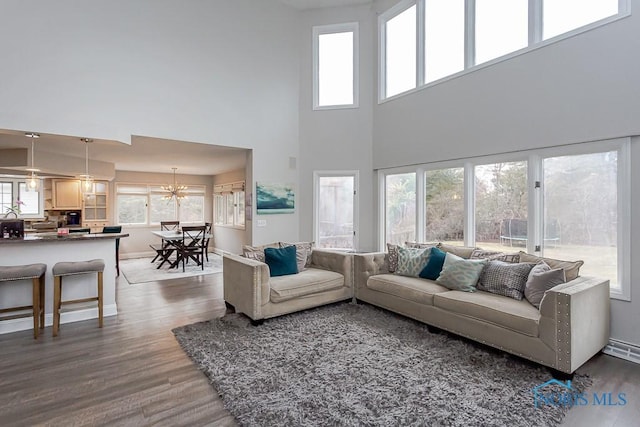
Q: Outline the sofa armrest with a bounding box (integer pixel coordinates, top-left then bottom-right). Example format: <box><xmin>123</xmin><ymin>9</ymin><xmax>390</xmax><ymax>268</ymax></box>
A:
<box><xmin>539</xmin><ymin>276</ymin><xmax>610</xmax><ymax>373</ymax></box>
<box><xmin>310</xmin><ymin>250</ymin><xmax>353</xmax><ymax>288</ymax></box>
<box><xmin>223</xmin><ymin>254</ymin><xmax>270</xmax><ymax>320</ymax></box>
<box><xmin>353</xmin><ymin>252</ymin><xmax>389</xmax><ymax>297</ymax></box>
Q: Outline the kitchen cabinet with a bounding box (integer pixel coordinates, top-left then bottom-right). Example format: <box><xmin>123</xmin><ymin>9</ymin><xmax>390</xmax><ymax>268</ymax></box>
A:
<box><xmin>82</xmin><ymin>181</ymin><xmax>109</xmax><ymax>231</ymax></box>
<box><xmin>51</xmin><ymin>179</ymin><xmax>82</xmax><ymax>210</ymax></box>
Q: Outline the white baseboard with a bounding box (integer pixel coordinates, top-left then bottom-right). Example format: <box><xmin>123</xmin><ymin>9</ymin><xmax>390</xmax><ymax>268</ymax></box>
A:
<box><xmin>604</xmin><ymin>339</ymin><xmax>640</xmax><ymax>364</ymax></box>
<box><xmin>0</xmin><ymin>304</ymin><xmax>118</xmax><ymax>335</ymax></box>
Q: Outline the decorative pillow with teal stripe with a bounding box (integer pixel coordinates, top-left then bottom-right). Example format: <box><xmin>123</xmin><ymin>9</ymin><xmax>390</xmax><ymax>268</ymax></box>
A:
<box><xmin>436</xmin><ymin>254</ymin><xmax>487</xmax><ymax>292</ymax></box>
<box><xmin>395</xmin><ymin>246</ymin><xmax>431</xmax><ymax>277</ymax></box>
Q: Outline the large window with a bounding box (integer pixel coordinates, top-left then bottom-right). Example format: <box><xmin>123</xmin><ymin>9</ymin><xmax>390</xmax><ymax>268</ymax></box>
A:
<box><xmin>0</xmin><ymin>179</ymin><xmax>43</xmax><ymax>218</ymax></box>
<box><xmin>385</xmin><ymin>172</ymin><xmax>416</xmax><ymax>245</ymax></box>
<box><xmin>382</xmin><ymin>3</ymin><xmax>417</xmax><ymax>98</ymax></box>
<box><xmin>313</xmin><ymin>23</ymin><xmax>359</xmax><ymax>109</ymax></box>
<box><xmin>213</xmin><ymin>182</ymin><xmax>245</xmax><ymax>228</ymax></box>
<box><xmin>379</xmin><ymin>138</ymin><xmax>629</xmax><ymax>300</ymax></box>
<box><xmin>379</xmin><ymin>0</ymin><xmax>626</xmax><ymax>100</ymax></box>
<box><xmin>117</xmin><ymin>183</ymin><xmax>205</xmax><ymax>226</ymax></box>
<box><xmin>314</xmin><ymin>172</ymin><xmax>358</xmax><ymax>250</ymax></box>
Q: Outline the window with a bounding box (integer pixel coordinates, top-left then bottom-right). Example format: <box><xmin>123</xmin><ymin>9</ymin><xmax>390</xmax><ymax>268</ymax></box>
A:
<box><xmin>385</xmin><ymin>172</ymin><xmax>416</xmax><ymax>245</ymax></box>
<box><xmin>425</xmin><ymin>167</ymin><xmax>464</xmax><ymax>243</ymax></box>
<box><xmin>378</xmin><ymin>0</ymin><xmax>626</xmax><ymax>100</ymax></box>
<box><xmin>314</xmin><ymin>172</ymin><xmax>358</xmax><ymax>250</ymax></box>
<box><xmin>213</xmin><ymin>182</ymin><xmax>245</xmax><ymax>228</ymax></box>
<box><xmin>424</xmin><ymin>0</ymin><xmax>465</xmax><ymax>83</ymax></box>
<box><xmin>379</xmin><ymin>138</ymin><xmax>629</xmax><ymax>300</ymax></box>
<box><xmin>0</xmin><ymin>179</ymin><xmax>43</xmax><ymax>218</ymax></box>
<box><xmin>382</xmin><ymin>3</ymin><xmax>417</xmax><ymax>98</ymax></box>
<box><xmin>116</xmin><ymin>183</ymin><xmax>205</xmax><ymax>226</ymax></box>
<box><xmin>543</xmin><ymin>0</ymin><xmax>619</xmax><ymax>40</ymax></box>
<box><xmin>474</xmin><ymin>161</ymin><xmax>528</xmax><ymax>250</ymax></box>
<box><xmin>313</xmin><ymin>23</ymin><xmax>359</xmax><ymax>109</ymax></box>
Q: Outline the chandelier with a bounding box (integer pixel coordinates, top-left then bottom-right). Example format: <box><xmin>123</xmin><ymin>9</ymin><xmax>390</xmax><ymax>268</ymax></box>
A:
<box><xmin>162</xmin><ymin>167</ymin><xmax>187</xmax><ymax>205</ymax></box>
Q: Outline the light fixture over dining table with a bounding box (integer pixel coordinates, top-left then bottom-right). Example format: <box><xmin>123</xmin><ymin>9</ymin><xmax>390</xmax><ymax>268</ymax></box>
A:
<box><xmin>162</xmin><ymin>167</ymin><xmax>187</xmax><ymax>205</ymax></box>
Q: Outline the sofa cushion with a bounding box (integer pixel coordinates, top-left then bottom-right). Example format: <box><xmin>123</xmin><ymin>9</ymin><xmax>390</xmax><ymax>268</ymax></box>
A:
<box><xmin>438</xmin><ymin>243</ymin><xmax>477</xmax><ymax>259</ymax></box>
<box><xmin>265</xmin><ymin>246</ymin><xmax>298</xmax><ymax>277</ymax></box>
<box><xmin>419</xmin><ymin>246</ymin><xmax>447</xmax><ymax>280</ymax></box>
<box><xmin>477</xmin><ymin>260</ymin><xmax>536</xmax><ymax>300</ymax></box>
<box><xmin>436</xmin><ymin>255</ymin><xmax>487</xmax><ymax>292</ymax></box>
<box><xmin>270</xmin><ymin>268</ymin><xmax>344</xmax><ymax>303</ymax></box>
<box><xmin>367</xmin><ymin>274</ymin><xmax>449</xmax><ymax>306</ymax></box>
<box><xmin>433</xmin><ymin>291</ymin><xmax>541</xmax><ymax>337</ymax></box>
<box><xmin>396</xmin><ymin>246</ymin><xmax>431</xmax><ymax>277</ymax></box>
<box><xmin>524</xmin><ymin>262</ymin><xmax>567</xmax><ymax>308</ymax></box>
<box><xmin>518</xmin><ymin>251</ymin><xmax>583</xmax><ymax>281</ymax></box>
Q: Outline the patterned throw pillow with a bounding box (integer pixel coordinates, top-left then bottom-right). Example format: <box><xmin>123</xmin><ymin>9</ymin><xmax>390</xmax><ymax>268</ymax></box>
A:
<box><xmin>477</xmin><ymin>260</ymin><xmax>536</xmax><ymax>300</ymax></box>
<box><xmin>518</xmin><ymin>252</ymin><xmax>583</xmax><ymax>281</ymax></box>
<box><xmin>438</xmin><ymin>244</ymin><xmax>477</xmax><ymax>259</ymax></box>
<box><xmin>395</xmin><ymin>246</ymin><xmax>431</xmax><ymax>277</ymax></box>
<box><xmin>436</xmin><ymin>255</ymin><xmax>487</xmax><ymax>292</ymax></box>
<box><xmin>405</xmin><ymin>241</ymin><xmax>438</xmax><ymax>250</ymax></box>
<box><xmin>387</xmin><ymin>243</ymin><xmax>400</xmax><ymax>273</ymax></box>
<box><xmin>242</xmin><ymin>243</ymin><xmax>280</xmax><ymax>262</ymax></box>
<box><xmin>281</xmin><ymin>242</ymin><xmax>314</xmax><ymax>267</ymax></box>
<box><xmin>419</xmin><ymin>247</ymin><xmax>447</xmax><ymax>280</ymax></box>
<box><xmin>470</xmin><ymin>249</ymin><xmax>520</xmax><ymax>263</ymax></box>
<box><xmin>281</xmin><ymin>244</ymin><xmax>308</xmax><ymax>272</ymax></box>
<box><xmin>524</xmin><ymin>261</ymin><xmax>567</xmax><ymax>308</ymax></box>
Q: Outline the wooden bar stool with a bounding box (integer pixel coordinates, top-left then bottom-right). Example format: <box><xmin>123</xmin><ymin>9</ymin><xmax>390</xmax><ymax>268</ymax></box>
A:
<box><xmin>0</xmin><ymin>263</ymin><xmax>46</xmax><ymax>339</ymax></box>
<box><xmin>52</xmin><ymin>259</ymin><xmax>105</xmax><ymax>337</ymax></box>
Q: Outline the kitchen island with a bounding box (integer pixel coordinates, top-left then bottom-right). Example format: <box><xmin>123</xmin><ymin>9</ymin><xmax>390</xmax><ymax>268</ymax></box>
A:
<box><xmin>0</xmin><ymin>232</ymin><xmax>128</xmax><ymax>335</ymax></box>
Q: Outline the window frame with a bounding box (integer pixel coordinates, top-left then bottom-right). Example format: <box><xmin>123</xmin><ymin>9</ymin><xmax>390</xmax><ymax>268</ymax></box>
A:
<box><xmin>213</xmin><ymin>182</ymin><xmax>245</xmax><ymax>229</ymax></box>
<box><xmin>116</xmin><ymin>182</ymin><xmax>206</xmax><ymax>226</ymax></box>
<box><xmin>378</xmin><ymin>138</ymin><xmax>630</xmax><ymax>300</ymax></box>
<box><xmin>378</xmin><ymin>0</ymin><xmax>631</xmax><ymax>102</ymax></box>
<box><xmin>0</xmin><ymin>178</ymin><xmax>44</xmax><ymax>219</ymax></box>
<box><xmin>312</xmin><ymin>22</ymin><xmax>360</xmax><ymax>110</ymax></box>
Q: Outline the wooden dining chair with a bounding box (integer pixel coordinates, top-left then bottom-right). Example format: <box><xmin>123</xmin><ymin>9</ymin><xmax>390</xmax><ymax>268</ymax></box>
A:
<box><xmin>203</xmin><ymin>222</ymin><xmax>212</xmax><ymax>261</ymax></box>
<box><xmin>150</xmin><ymin>221</ymin><xmax>180</xmax><ymax>267</ymax></box>
<box><xmin>176</xmin><ymin>225</ymin><xmax>206</xmax><ymax>272</ymax></box>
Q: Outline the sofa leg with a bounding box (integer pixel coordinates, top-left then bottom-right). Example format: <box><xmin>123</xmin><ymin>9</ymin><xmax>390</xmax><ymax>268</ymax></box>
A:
<box><xmin>549</xmin><ymin>368</ymin><xmax>574</xmax><ymax>381</ymax></box>
<box><xmin>250</xmin><ymin>318</ymin><xmax>264</xmax><ymax>326</ymax></box>
<box><xmin>427</xmin><ymin>324</ymin><xmax>442</xmax><ymax>334</ymax></box>
<box><xmin>224</xmin><ymin>301</ymin><xmax>235</xmax><ymax>312</ymax></box>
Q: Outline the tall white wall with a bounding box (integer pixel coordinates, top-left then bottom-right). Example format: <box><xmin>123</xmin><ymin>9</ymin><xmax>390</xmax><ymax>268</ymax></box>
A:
<box><xmin>0</xmin><ymin>0</ymin><xmax>300</xmax><ymax>246</ymax></box>
<box><xmin>298</xmin><ymin>5</ymin><xmax>376</xmax><ymax>251</ymax></box>
<box><xmin>371</xmin><ymin>0</ymin><xmax>640</xmax><ymax>346</ymax></box>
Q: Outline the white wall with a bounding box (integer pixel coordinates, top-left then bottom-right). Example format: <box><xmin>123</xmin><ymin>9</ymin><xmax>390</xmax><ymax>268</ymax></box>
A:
<box><xmin>298</xmin><ymin>5</ymin><xmax>376</xmax><ymax>251</ymax></box>
<box><xmin>371</xmin><ymin>0</ymin><xmax>640</xmax><ymax>346</ymax></box>
<box><xmin>0</xmin><ymin>0</ymin><xmax>301</xmax><ymax>246</ymax></box>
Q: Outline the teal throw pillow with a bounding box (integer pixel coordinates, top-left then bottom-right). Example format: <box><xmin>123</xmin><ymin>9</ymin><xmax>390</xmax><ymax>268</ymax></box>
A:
<box><xmin>419</xmin><ymin>247</ymin><xmax>447</xmax><ymax>280</ymax></box>
<box><xmin>264</xmin><ymin>245</ymin><xmax>298</xmax><ymax>277</ymax></box>
<box><xmin>436</xmin><ymin>255</ymin><xmax>487</xmax><ymax>292</ymax></box>
<box><xmin>395</xmin><ymin>246</ymin><xmax>431</xmax><ymax>277</ymax></box>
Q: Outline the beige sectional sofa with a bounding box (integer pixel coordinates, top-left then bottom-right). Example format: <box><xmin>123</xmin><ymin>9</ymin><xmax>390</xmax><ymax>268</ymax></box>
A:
<box><xmin>223</xmin><ymin>249</ymin><xmax>352</xmax><ymax>325</ymax></box>
<box><xmin>354</xmin><ymin>251</ymin><xmax>610</xmax><ymax>375</ymax></box>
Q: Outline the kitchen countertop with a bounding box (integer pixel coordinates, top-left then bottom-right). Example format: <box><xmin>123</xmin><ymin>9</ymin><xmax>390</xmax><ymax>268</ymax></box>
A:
<box><xmin>0</xmin><ymin>232</ymin><xmax>128</xmax><ymax>244</ymax></box>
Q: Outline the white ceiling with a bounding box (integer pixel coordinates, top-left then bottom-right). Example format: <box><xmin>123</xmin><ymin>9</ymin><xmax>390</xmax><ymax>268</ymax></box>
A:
<box><xmin>0</xmin><ymin>130</ymin><xmax>248</xmax><ymax>177</ymax></box>
<box><xmin>279</xmin><ymin>0</ymin><xmax>372</xmax><ymax>9</ymax></box>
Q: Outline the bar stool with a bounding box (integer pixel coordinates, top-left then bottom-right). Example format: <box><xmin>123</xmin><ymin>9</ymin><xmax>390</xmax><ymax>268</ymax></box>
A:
<box><xmin>0</xmin><ymin>264</ymin><xmax>46</xmax><ymax>339</ymax></box>
<box><xmin>52</xmin><ymin>259</ymin><xmax>105</xmax><ymax>337</ymax></box>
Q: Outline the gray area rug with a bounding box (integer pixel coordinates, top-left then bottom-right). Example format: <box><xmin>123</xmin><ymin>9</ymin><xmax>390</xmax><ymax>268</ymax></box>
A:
<box><xmin>173</xmin><ymin>303</ymin><xmax>590</xmax><ymax>426</ymax></box>
<box><xmin>120</xmin><ymin>253</ymin><xmax>222</xmax><ymax>284</ymax></box>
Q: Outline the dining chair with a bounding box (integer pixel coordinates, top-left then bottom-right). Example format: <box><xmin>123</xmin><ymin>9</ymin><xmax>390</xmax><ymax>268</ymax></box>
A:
<box><xmin>203</xmin><ymin>222</ymin><xmax>212</xmax><ymax>261</ymax></box>
<box><xmin>102</xmin><ymin>226</ymin><xmax>122</xmax><ymax>276</ymax></box>
<box><xmin>176</xmin><ymin>225</ymin><xmax>206</xmax><ymax>272</ymax></box>
<box><xmin>150</xmin><ymin>221</ymin><xmax>180</xmax><ymax>267</ymax></box>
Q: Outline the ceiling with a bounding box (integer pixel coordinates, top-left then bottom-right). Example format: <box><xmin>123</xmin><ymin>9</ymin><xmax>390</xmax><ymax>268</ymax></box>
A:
<box><xmin>0</xmin><ymin>130</ymin><xmax>248</xmax><ymax>177</ymax></box>
<box><xmin>279</xmin><ymin>0</ymin><xmax>372</xmax><ymax>9</ymax></box>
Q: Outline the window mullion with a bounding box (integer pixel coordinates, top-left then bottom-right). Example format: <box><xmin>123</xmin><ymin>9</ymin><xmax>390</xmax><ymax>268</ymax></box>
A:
<box><xmin>416</xmin><ymin>167</ymin><xmax>426</xmax><ymax>242</ymax></box>
<box><xmin>465</xmin><ymin>0</ymin><xmax>476</xmax><ymax>69</ymax></box>
<box><xmin>416</xmin><ymin>0</ymin><xmax>425</xmax><ymax>88</ymax></box>
<box><xmin>463</xmin><ymin>162</ymin><xmax>475</xmax><ymax>247</ymax></box>
<box><xmin>528</xmin><ymin>154</ymin><xmax>543</xmax><ymax>254</ymax></box>
<box><xmin>529</xmin><ymin>0</ymin><xmax>543</xmax><ymax>45</ymax></box>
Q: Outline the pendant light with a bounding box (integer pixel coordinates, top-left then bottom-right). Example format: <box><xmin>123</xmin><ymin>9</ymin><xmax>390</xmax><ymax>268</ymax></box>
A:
<box><xmin>25</xmin><ymin>132</ymin><xmax>40</xmax><ymax>192</ymax></box>
<box><xmin>162</xmin><ymin>167</ymin><xmax>187</xmax><ymax>206</ymax></box>
<box><xmin>80</xmin><ymin>138</ymin><xmax>94</xmax><ymax>193</ymax></box>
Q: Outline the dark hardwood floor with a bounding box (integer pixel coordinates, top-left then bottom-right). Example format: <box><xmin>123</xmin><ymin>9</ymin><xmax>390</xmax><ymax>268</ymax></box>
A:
<box><xmin>0</xmin><ymin>271</ymin><xmax>638</xmax><ymax>426</ymax></box>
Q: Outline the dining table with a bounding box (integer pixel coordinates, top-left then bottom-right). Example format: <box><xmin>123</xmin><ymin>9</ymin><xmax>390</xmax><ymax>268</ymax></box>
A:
<box><xmin>151</xmin><ymin>229</ymin><xmax>212</xmax><ymax>269</ymax></box>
